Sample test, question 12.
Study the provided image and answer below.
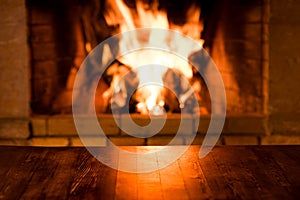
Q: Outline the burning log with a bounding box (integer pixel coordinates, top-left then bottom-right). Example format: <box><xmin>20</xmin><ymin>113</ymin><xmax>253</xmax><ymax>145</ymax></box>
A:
<box><xmin>162</xmin><ymin>68</ymin><xmax>204</xmax><ymax>114</ymax></box>
<box><xmin>100</xmin><ymin>61</ymin><xmax>205</xmax><ymax>115</ymax></box>
<box><xmin>102</xmin><ymin>60</ymin><xmax>139</xmax><ymax>113</ymax></box>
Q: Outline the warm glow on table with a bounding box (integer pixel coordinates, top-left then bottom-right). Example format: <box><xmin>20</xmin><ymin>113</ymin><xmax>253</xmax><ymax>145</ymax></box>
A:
<box><xmin>0</xmin><ymin>146</ymin><xmax>300</xmax><ymax>199</ymax></box>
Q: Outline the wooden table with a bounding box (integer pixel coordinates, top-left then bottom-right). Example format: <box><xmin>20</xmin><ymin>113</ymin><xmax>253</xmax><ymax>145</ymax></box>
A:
<box><xmin>0</xmin><ymin>145</ymin><xmax>299</xmax><ymax>200</ymax></box>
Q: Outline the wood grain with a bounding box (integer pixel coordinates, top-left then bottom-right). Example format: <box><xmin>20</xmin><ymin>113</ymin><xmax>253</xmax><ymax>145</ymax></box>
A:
<box><xmin>0</xmin><ymin>146</ymin><xmax>299</xmax><ymax>199</ymax></box>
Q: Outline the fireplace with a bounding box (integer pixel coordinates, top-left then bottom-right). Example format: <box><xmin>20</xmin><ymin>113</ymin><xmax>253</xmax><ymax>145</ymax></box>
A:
<box><xmin>1</xmin><ymin>0</ymin><xmax>300</xmax><ymax>146</ymax></box>
<box><xmin>27</xmin><ymin>0</ymin><xmax>266</xmax><ymax>115</ymax></box>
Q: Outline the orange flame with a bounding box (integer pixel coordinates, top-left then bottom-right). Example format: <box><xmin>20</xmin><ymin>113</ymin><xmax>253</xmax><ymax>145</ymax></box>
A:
<box><xmin>103</xmin><ymin>0</ymin><xmax>204</xmax><ymax>114</ymax></box>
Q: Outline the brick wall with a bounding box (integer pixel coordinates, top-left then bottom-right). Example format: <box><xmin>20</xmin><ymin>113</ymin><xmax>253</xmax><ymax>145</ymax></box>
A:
<box><xmin>268</xmin><ymin>0</ymin><xmax>300</xmax><ymax>139</ymax></box>
<box><xmin>27</xmin><ymin>0</ymin><xmax>86</xmax><ymax>114</ymax></box>
<box><xmin>0</xmin><ymin>0</ymin><xmax>30</xmax><ymax>139</ymax></box>
<box><xmin>1</xmin><ymin>114</ymin><xmax>268</xmax><ymax>146</ymax></box>
<box><xmin>202</xmin><ymin>0</ymin><xmax>267</xmax><ymax>114</ymax></box>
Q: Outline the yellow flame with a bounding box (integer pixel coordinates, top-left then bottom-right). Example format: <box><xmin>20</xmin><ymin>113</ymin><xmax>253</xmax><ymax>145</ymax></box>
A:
<box><xmin>104</xmin><ymin>0</ymin><xmax>204</xmax><ymax>113</ymax></box>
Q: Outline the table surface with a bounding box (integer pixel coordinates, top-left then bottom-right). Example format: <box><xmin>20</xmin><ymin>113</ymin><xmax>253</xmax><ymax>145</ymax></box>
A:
<box><xmin>0</xmin><ymin>145</ymin><xmax>299</xmax><ymax>200</ymax></box>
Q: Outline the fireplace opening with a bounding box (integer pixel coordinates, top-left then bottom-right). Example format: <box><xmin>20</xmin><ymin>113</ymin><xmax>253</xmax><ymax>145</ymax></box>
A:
<box><xmin>27</xmin><ymin>0</ymin><xmax>267</xmax><ymax>116</ymax></box>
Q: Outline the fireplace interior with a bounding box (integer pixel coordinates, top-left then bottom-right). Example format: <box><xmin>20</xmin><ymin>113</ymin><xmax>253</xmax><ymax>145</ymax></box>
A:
<box><xmin>0</xmin><ymin>0</ymin><xmax>300</xmax><ymax>146</ymax></box>
<box><xmin>27</xmin><ymin>0</ymin><xmax>266</xmax><ymax>116</ymax></box>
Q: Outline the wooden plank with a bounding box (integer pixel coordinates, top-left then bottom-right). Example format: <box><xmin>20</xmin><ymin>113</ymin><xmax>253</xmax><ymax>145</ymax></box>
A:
<box><xmin>0</xmin><ymin>146</ymin><xmax>29</xmax><ymax>180</ymax></box>
<box><xmin>136</xmin><ymin>147</ymin><xmax>163</xmax><ymax>200</ymax></box>
<box><xmin>178</xmin><ymin>146</ymin><xmax>213</xmax><ymax>199</ymax></box>
<box><xmin>209</xmin><ymin>146</ymin><xmax>274</xmax><ymax>199</ymax></box>
<box><xmin>157</xmin><ymin>148</ymin><xmax>189</xmax><ymax>200</ymax></box>
<box><xmin>69</xmin><ymin>148</ymin><xmax>118</xmax><ymax>200</ymax></box>
<box><xmin>20</xmin><ymin>148</ymin><xmax>79</xmax><ymax>199</ymax></box>
<box><xmin>268</xmin><ymin>146</ymin><xmax>300</xmax><ymax>198</ymax></box>
<box><xmin>268</xmin><ymin>146</ymin><xmax>300</xmax><ymax>184</ymax></box>
<box><xmin>251</xmin><ymin>146</ymin><xmax>300</xmax><ymax>199</ymax></box>
<box><xmin>115</xmin><ymin>147</ymin><xmax>138</xmax><ymax>200</ymax></box>
<box><xmin>0</xmin><ymin>147</ymin><xmax>48</xmax><ymax>200</ymax></box>
<box><xmin>198</xmin><ymin>147</ymin><xmax>236</xmax><ymax>199</ymax></box>
<box><xmin>209</xmin><ymin>146</ymin><xmax>298</xmax><ymax>199</ymax></box>
<box><xmin>137</xmin><ymin>172</ymin><xmax>163</xmax><ymax>200</ymax></box>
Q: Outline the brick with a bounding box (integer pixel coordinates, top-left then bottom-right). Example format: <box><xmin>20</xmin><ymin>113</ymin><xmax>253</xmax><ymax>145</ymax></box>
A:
<box><xmin>229</xmin><ymin>3</ymin><xmax>262</xmax><ymax>23</ymax></box>
<box><xmin>159</xmin><ymin>114</ymin><xmax>194</xmax><ymax>135</ymax></box>
<box><xmin>31</xmin><ymin>43</ymin><xmax>58</xmax><ymax>60</ymax></box>
<box><xmin>120</xmin><ymin>114</ymin><xmax>194</xmax><ymax>136</ymax></box>
<box><xmin>224</xmin><ymin>24</ymin><xmax>262</xmax><ymax>41</ymax></box>
<box><xmin>190</xmin><ymin>135</ymin><xmax>205</xmax><ymax>145</ymax></box>
<box><xmin>51</xmin><ymin>89</ymin><xmax>73</xmax><ymax>114</ymax></box>
<box><xmin>146</xmin><ymin>136</ymin><xmax>185</xmax><ymax>146</ymax></box>
<box><xmin>108</xmin><ymin>136</ymin><xmax>145</xmax><ymax>146</ymax></box>
<box><xmin>155</xmin><ymin>115</ymin><xmax>179</xmax><ymax>135</ymax></box>
<box><xmin>32</xmin><ymin>78</ymin><xmax>57</xmax><ymax>99</ymax></box>
<box><xmin>0</xmin><ymin>118</ymin><xmax>30</xmax><ymax>139</ymax></box>
<box><xmin>70</xmin><ymin>137</ymin><xmax>107</xmax><ymax>147</ymax></box>
<box><xmin>261</xmin><ymin>135</ymin><xmax>300</xmax><ymax>145</ymax></box>
<box><xmin>32</xmin><ymin>60</ymin><xmax>58</xmax><ymax>79</ymax></box>
<box><xmin>225</xmin><ymin>40</ymin><xmax>262</xmax><ymax>60</ymax></box>
<box><xmin>222</xmin><ymin>115</ymin><xmax>266</xmax><ymax>135</ymax></box>
<box><xmin>186</xmin><ymin>135</ymin><xmax>223</xmax><ymax>145</ymax></box>
<box><xmin>0</xmin><ymin>139</ymin><xmax>30</xmax><ymax>146</ymax></box>
<box><xmin>195</xmin><ymin>116</ymin><xmax>210</xmax><ymax>134</ymax></box>
<box><xmin>48</xmin><ymin>116</ymin><xmax>77</xmax><ymax>136</ymax></box>
<box><xmin>223</xmin><ymin>136</ymin><xmax>259</xmax><ymax>145</ymax></box>
<box><xmin>30</xmin><ymin>137</ymin><xmax>69</xmax><ymax>147</ymax></box>
<box><xmin>98</xmin><ymin>114</ymin><xmax>120</xmax><ymax>135</ymax></box>
<box><xmin>0</xmin><ymin>0</ymin><xmax>25</xmax><ymax>24</ymax></box>
<box><xmin>31</xmin><ymin>117</ymin><xmax>47</xmax><ymax>136</ymax></box>
<box><xmin>243</xmin><ymin>24</ymin><xmax>262</xmax><ymax>41</ymax></box>
<box><xmin>120</xmin><ymin>114</ymin><xmax>153</xmax><ymax>136</ymax></box>
<box><xmin>30</xmin><ymin>25</ymin><xmax>54</xmax><ymax>43</ymax></box>
<box><xmin>29</xmin><ymin>8</ymin><xmax>54</xmax><ymax>25</ymax></box>
<box><xmin>269</xmin><ymin>114</ymin><xmax>300</xmax><ymax>135</ymax></box>
<box><xmin>48</xmin><ymin>115</ymin><xmax>120</xmax><ymax>137</ymax></box>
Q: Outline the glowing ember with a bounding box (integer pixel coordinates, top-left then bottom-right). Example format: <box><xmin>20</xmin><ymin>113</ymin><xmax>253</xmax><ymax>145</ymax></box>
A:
<box><xmin>103</xmin><ymin>0</ymin><xmax>204</xmax><ymax>114</ymax></box>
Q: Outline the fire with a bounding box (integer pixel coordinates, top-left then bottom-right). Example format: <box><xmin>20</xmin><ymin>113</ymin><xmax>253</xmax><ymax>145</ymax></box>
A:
<box><xmin>103</xmin><ymin>0</ymin><xmax>204</xmax><ymax>114</ymax></box>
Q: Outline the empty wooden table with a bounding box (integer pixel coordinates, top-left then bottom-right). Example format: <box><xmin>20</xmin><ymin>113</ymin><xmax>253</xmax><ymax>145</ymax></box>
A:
<box><xmin>0</xmin><ymin>145</ymin><xmax>299</xmax><ymax>199</ymax></box>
